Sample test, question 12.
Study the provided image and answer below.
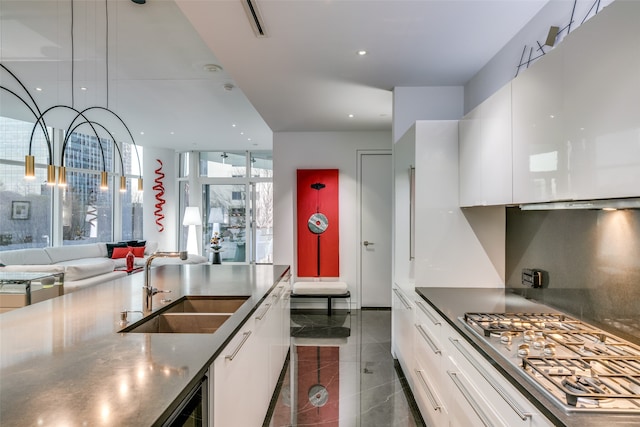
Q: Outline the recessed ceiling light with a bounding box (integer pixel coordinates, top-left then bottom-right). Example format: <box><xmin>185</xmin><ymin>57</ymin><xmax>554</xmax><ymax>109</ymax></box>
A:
<box><xmin>248</xmin><ymin>138</ymin><xmax>252</xmax><ymax>141</ymax></box>
<box><xmin>170</xmin><ymin>132</ymin><xmax>174</xmax><ymax>135</ymax></box>
<box><xmin>232</xmin><ymin>124</ymin><xmax>236</xmax><ymax>127</ymax></box>
<box><xmin>348</xmin><ymin>114</ymin><xmax>354</xmax><ymax>118</ymax></box>
<box><xmin>35</xmin><ymin>87</ymin><xmax>42</xmax><ymax>91</ymax></box>
<box><xmin>357</xmin><ymin>50</ymin><xmax>367</xmax><ymax>56</ymax></box>
<box><xmin>81</xmin><ymin>87</ymin><xmax>87</xmax><ymax>91</ymax></box>
<box><xmin>140</xmin><ymin>131</ymin><xmax>144</xmax><ymax>135</ymax></box>
<box><xmin>240</xmin><ymin>132</ymin><xmax>244</xmax><ymax>135</ymax></box>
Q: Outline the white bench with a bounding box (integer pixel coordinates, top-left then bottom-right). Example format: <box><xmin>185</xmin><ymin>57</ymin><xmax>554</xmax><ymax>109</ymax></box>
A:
<box><xmin>291</xmin><ymin>281</ymin><xmax>350</xmax><ymax>315</ymax></box>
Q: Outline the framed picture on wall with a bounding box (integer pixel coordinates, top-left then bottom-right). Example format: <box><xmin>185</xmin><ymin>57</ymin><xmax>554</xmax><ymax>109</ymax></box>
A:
<box><xmin>11</xmin><ymin>201</ymin><xmax>30</xmax><ymax>220</ymax></box>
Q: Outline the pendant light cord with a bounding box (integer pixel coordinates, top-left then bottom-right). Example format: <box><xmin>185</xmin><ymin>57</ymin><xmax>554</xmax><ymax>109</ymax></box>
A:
<box><xmin>105</xmin><ymin>0</ymin><xmax>109</xmax><ymax>109</ymax></box>
<box><xmin>71</xmin><ymin>0</ymin><xmax>75</xmax><ymax>108</ymax></box>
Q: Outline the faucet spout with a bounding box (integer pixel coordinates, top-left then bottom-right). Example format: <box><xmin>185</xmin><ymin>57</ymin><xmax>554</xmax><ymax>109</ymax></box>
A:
<box><xmin>143</xmin><ymin>251</ymin><xmax>188</xmax><ymax>313</ymax></box>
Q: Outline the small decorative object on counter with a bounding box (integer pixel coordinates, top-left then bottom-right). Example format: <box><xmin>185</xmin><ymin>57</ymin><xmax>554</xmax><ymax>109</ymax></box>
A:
<box><xmin>210</xmin><ymin>232</ymin><xmax>223</xmax><ymax>264</ymax></box>
<box><xmin>126</xmin><ymin>250</ymin><xmax>135</xmax><ymax>272</ymax></box>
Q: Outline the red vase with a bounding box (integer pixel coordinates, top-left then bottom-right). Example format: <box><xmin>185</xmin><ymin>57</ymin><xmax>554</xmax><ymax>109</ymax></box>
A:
<box><xmin>126</xmin><ymin>251</ymin><xmax>135</xmax><ymax>272</ymax></box>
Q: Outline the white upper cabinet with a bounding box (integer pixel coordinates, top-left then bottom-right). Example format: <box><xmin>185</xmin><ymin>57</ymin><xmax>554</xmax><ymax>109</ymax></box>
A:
<box><xmin>459</xmin><ymin>83</ymin><xmax>513</xmax><ymax>207</ymax></box>
<box><xmin>512</xmin><ymin>44</ymin><xmax>566</xmax><ymax>204</ymax></box>
<box><xmin>512</xmin><ymin>1</ymin><xmax>640</xmax><ymax>203</ymax></box>
<box><xmin>562</xmin><ymin>1</ymin><xmax>640</xmax><ymax>200</ymax></box>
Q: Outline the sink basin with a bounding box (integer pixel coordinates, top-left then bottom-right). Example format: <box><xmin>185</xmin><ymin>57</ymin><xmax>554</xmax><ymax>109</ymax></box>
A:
<box><xmin>125</xmin><ymin>313</ymin><xmax>232</xmax><ymax>333</ymax></box>
<box><xmin>120</xmin><ymin>295</ymin><xmax>249</xmax><ymax>333</ymax></box>
<box><xmin>163</xmin><ymin>296</ymin><xmax>249</xmax><ymax>314</ymax></box>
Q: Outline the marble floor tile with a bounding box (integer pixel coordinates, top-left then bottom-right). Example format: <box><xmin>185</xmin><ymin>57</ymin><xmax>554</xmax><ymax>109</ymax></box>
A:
<box><xmin>265</xmin><ymin>310</ymin><xmax>424</xmax><ymax>427</ymax></box>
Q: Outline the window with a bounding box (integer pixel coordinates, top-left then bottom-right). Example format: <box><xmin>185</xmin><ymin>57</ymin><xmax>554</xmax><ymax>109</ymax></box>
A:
<box><xmin>200</xmin><ymin>151</ymin><xmax>247</xmax><ymax>177</ymax></box>
<box><xmin>0</xmin><ymin>117</ymin><xmax>53</xmax><ymax>249</ymax></box>
<box><xmin>0</xmin><ymin>115</ymin><xmax>142</xmax><ymax>250</ymax></box>
<box><xmin>121</xmin><ymin>142</ymin><xmax>144</xmax><ymax>240</ymax></box>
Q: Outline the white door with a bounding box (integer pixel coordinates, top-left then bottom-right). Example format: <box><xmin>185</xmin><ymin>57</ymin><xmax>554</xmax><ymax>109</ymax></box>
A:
<box><xmin>360</xmin><ymin>151</ymin><xmax>392</xmax><ymax>307</ymax></box>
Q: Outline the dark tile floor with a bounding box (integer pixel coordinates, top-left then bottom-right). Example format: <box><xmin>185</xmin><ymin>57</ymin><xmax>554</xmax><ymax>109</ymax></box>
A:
<box><xmin>265</xmin><ymin>309</ymin><xmax>425</xmax><ymax>427</ymax></box>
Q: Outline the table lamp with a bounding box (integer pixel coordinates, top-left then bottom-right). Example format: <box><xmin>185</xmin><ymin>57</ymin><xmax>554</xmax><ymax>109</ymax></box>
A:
<box><xmin>183</xmin><ymin>206</ymin><xmax>202</xmax><ymax>255</ymax></box>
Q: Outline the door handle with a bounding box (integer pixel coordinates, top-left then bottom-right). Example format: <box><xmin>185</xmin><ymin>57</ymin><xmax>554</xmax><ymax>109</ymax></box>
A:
<box><xmin>363</xmin><ymin>241</ymin><xmax>374</xmax><ymax>247</ymax></box>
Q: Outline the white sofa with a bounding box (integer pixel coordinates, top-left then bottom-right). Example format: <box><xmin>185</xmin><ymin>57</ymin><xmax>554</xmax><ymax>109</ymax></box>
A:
<box><xmin>0</xmin><ymin>242</ymin><xmax>207</xmax><ymax>293</ymax></box>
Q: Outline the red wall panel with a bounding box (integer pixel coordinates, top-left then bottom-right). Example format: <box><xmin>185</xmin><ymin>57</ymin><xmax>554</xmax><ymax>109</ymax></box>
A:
<box><xmin>297</xmin><ymin>169</ymin><xmax>339</xmax><ymax>277</ymax></box>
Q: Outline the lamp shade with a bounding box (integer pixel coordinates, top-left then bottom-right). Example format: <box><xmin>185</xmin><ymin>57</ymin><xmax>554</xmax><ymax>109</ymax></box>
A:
<box><xmin>183</xmin><ymin>206</ymin><xmax>202</xmax><ymax>226</ymax></box>
<box><xmin>208</xmin><ymin>207</ymin><xmax>224</xmax><ymax>224</ymax></box>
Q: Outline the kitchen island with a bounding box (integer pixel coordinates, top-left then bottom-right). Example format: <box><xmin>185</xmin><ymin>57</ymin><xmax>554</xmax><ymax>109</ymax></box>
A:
<box><xmin>0</xmin><ymin>264</ymin><xmax>290</xmax><ymax>426</ymax></box>
<box><xmin>415</xmin><ymin>287</ymin><xmax>640</xmax><ymax>427</ymax></box>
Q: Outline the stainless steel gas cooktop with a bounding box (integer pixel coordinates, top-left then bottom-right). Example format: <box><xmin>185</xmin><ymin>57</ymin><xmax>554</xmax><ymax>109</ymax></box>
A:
<box><xmin>463</xmin><ymin>312</ymin><xmax>640</xmax><ymax>414</ymax></box>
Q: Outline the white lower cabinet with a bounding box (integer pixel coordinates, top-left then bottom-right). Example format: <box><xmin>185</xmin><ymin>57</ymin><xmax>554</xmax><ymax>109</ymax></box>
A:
<box><xmin>409</xmin><ymin>299</ymin><xmax>554</xmax><ymax>427</ymax></box>
<box><xmin>392</xmin><ymin>286</ymin><xmax>414</xmax><ymax>388</ymax></box>
<box><xmin>413</xmin><ymin>298</ymin><xmax>449</xmax><ymax>426</ymax></box>
<box><xmin>212</xmin><ymin>284</ymin><xmax>288</xmax><ymax>426</ymax></box>
<box><xmin>212</xmin><ymin>315</ymin><xmax>266</xmax><ymax>427</ymax></box>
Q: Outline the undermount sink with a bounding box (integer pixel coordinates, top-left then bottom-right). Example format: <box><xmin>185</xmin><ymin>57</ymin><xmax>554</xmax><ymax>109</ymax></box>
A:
<box><xmin>163</xmin><ymin>296</ymin><xmax>249</xmax><ymax>314</ymax></box>
<box><xmin>121</xmin><ymin>296</ymin><xmax>249</xmax><ymax>334</ymax></box>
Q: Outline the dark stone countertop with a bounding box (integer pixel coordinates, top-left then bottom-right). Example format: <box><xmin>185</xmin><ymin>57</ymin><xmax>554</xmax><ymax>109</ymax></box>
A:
<box><xmin>415</xmin><ymin>287</ymin><xmax>640</xmax><ymax>427</ymax></box>
<box><xmin>0</xmin><ymin>264</ymin><xmax>290</xmax><ymax>426</ymax></box>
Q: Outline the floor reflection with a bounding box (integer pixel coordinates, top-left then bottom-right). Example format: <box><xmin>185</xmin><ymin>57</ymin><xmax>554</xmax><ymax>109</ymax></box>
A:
<box><xmin>267</xmin><ymin>309</ymin><xmax>424</xmax><ymax>427</ymax></box>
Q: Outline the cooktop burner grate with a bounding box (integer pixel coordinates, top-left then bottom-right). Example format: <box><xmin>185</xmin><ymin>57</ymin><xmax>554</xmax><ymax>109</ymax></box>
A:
<box><xmin>523</xmin><ymin>356</ymin><xmax>640</xmax><ymax>409</ymax></box>
<box><xmin>464</xmin><ymin>312</ymin><xmax>583</xmax><ymax>337</ymax></box>
<box><xmin>463</xmin><ymin>312</ymin><xmax>640</xmax><ymax>413</ymax></box>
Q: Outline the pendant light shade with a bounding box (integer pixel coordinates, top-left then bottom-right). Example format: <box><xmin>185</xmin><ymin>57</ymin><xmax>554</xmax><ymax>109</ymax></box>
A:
<box><xmin>58</xmin><ymin>166</ymin><xmax>67</xmax><ymax>187</ymax></box>
<box><xmin>100</xmin><ymin>171</ymin><xmax>109</xmax><ymax>190</ymax></box>
<box><xmin>119</xmin><ymin>176</ymin><xmax>127</xmax><ymax>192</ymax></box>
<box><xmin>25</xmin><ymin>155</ymin><xmax>35</xmax><ymax>179</ymax></box>
<box><xmin>137</xmin><ymin>177</ymin><xmax>143</xmax><ymax>192</ymax></box>
<box><xmin>46</xmin><ymin>164</ymin><xmax>56</xmax><ymax>186</ymax></box>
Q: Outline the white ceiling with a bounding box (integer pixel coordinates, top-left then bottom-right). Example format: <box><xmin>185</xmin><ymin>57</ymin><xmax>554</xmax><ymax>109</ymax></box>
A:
<box><xmin>0</xmin><ymin>0</ymin><xmax>549</xmax><ymax>152</ymax></box>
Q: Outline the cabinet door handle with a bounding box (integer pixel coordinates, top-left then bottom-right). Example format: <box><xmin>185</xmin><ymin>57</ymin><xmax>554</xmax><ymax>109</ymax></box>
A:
<box><xmin>447</xmin><ymin>371</ymin><xmax>494</xmax><ymax>427</ymax></box>
<box><xmin>415</xmin><ymin>301</ymin><xmax>441</xmax><ymax>325</ymax></box>
<box><xmin>225</xmin><ymin>331</ymin><xmax>252</xmax><ymax>361</ymax></box>
<box><xmin>449</xmin><ymin>338</ymin><xmax>532</xmax><ymax>421</ymax></box>
<box><xmin>255</xmin><ymin>303</ymin><xmax>272</xmax><ymax>321</ymax></box>
<box><xmin>392</xmin><ymin>288</ymin><xmax>412</xmax><ymax>310</ymax></box>
<box><xmin>415</xmin><ymin>369</ymin><xmax>443</xmax><ymax>412</ymax></box>
<box><xmin>415</xmin><ymin>324</ymin><xmax>442</xmax><ymax>354</ymax></box>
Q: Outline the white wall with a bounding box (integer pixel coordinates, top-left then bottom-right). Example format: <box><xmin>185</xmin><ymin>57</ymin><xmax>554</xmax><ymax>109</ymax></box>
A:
<box><xmin>273</xmin><ymin>131</ymin><xmax>392</xmax><ymax>304</ymax></box>
<box><xmin>465</xmin><ymin>0</ymin><xmax>615</xmax><ymax>113</ymax></box>
<box><xmin>392</xmin><ymin>86</ymin><xmax>464</xmax><ymax>143</ymax></box>
<box><xmin>142</xmin><ymin>147</ymin><xmax>178</xmax><ymax>251</ymax></box>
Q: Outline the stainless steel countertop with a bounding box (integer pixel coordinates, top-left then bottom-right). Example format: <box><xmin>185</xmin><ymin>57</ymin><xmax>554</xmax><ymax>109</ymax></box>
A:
<box><xmin>415</xmin><ymin>287</ymin><xmax>640</xmax><ymax>427</ymax></box>
<box><xmin>0</xmin><ymin>264</ymin><xmax>290</xmax><ymax>426</ymax></box>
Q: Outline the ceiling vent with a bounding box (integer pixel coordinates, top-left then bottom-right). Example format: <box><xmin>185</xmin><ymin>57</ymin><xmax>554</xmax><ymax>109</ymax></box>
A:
<box><xmin>242</xmin><ymin>0</ymin><xmax>268</xmax><ymax>38</ymax></box>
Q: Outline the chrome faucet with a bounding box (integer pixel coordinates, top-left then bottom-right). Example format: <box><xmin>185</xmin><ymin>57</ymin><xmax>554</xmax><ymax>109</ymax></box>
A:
<box><xmin>143</xmin><ymin>251</ymin><xmax>188</xmax><ymax>313</ymax></box>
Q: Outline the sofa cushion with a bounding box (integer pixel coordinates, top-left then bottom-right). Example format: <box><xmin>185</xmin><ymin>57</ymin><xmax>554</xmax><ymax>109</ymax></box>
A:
<box><xmin>45</xmin><ymin>244</ymin><xmax>103</xmax><ymax>263</ymax></box>
<box><xmin>63</xmin><ymin>259</ymin><xmax>115</xmax><ymax>281</ymax></box>
<box><xmin>0</xmin><ymin>265</ymin><xmax>65</xmax><ymax>274</ymax></box>
<box><xmin>111</xmin><ymin>247</ymin><xmax>130</xmax><ymax>259</ymax></box>
<box><xmin>292</xmin><ymin>281</ymin><xmax>349</xmax><ymax>295</ymax></box>
<box><xmin>129</xmin><ymin>246</ymin><xmax>145</xmax><ymax>257</ymax></box>
<box><xmin>106</xmin><ymin>242</ymin><xmax>127</xmax><ymax>258</ymax></box>
<box><xmin>0</xmin><ymin>248</ymin><xmax>53</xmax><ymax>265</ymax></box>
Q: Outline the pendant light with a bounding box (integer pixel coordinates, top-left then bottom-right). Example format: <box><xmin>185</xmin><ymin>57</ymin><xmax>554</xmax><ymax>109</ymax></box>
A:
<box><xmin>100</xmin><ymin>171</ymin><xmax>109</xmax><ymax>190</ymax></box>
<box><xmin>25</xmin><ymin>155</ymin><xmax>35</xmax><ymax>179</ymax></box>
<box><xmin>120</xmin><ymin>176</ymin><xmax>127</xmax><ymax>193</ymax></box>
<box><xmin>58</xmin><ymin>166</ymin><xmax>68</xmax><ymax>187</ymax></box>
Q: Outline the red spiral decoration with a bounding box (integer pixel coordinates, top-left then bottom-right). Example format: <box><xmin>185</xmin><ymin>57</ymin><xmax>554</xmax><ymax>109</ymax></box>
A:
<box><xmin>153</xmin><ymin>159</ymin><xmax>166</xmax><ymax>232</ymax></box>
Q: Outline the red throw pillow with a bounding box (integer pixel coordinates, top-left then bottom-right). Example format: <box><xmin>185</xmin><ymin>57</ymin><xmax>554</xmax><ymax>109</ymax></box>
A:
<box><xmin>111</xmin><ymin>247</ymin><xmax>130</xmax><ymax>259</ymax></box>
<box><xmin>129</xmin><ymin>246</ymin><xmax>145</xmax><ymax>258</ymax></box>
